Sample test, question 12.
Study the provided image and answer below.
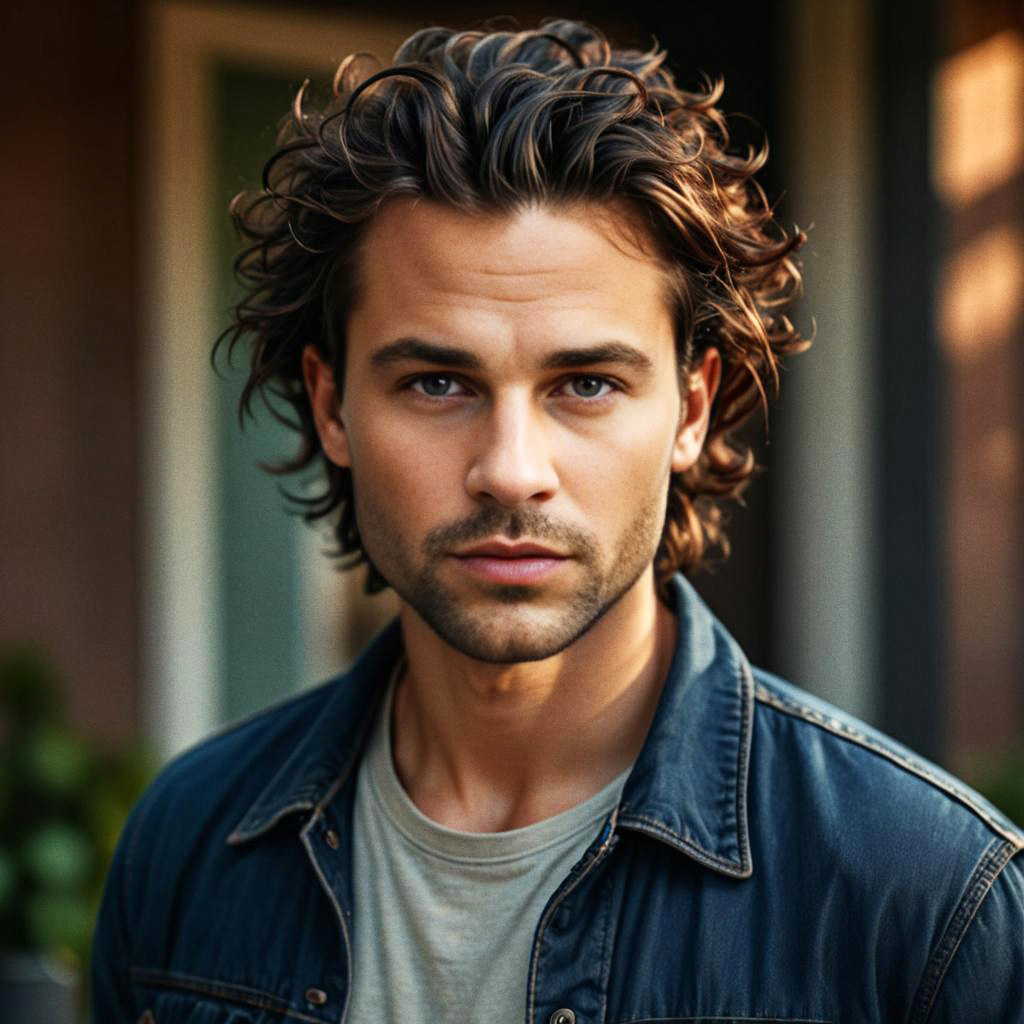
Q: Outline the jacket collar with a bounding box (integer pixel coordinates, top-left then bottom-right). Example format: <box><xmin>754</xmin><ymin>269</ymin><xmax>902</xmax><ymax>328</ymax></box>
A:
<box><xmin>615</xmin><ymin>573</ymin><xmax>754</xmax><ymax>878</ymax></box>
<box><xmin>227</xmin><ymin>618</ymin><xmax>401</xmax><ymax>846</ymax></box>
<box><xmin>228</xmin><ymin>575</ymin><xmax>754</xmax><ymax>879</ymax></box>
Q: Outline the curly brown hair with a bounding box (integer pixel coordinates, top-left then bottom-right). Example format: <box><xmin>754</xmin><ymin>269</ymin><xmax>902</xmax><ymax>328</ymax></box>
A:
<box><xmin>216</xmin><ymin>18</ymin><xmax>807</xmax><ymax>596</ymax></box>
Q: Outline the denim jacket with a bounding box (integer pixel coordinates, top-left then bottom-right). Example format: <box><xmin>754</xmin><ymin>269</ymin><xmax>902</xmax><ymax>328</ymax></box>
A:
<box><xmin>92</xmin><ymin>575</ymin><xmax>1024</xmax><ymax>1023</ymax></box>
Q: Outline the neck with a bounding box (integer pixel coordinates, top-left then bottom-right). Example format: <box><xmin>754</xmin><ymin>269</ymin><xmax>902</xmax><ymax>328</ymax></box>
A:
<box><xmin>391</xmin><ymin>568</ymin><xmax>677</xmax><ymax>832</ymax></box>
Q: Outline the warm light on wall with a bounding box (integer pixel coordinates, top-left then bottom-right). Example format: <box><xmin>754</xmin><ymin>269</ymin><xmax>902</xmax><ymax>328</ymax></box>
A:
<box><xmin>933</xmin><ymin>29</ymin><xmax>1024</xmax><ymax>206</ymax></box>
<box><xmin>979</xmin><ymin>425</ymin><xmax>1019</xmax><ymax>492</ymax></box>
<box><xmin>940</xmin><ymin>225</ymin><xmax>1024</xmax><ymax>360</ymax></box>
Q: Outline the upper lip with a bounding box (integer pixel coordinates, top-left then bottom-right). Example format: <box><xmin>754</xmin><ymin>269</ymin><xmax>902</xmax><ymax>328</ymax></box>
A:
<box><xmin>454</xmin><ymin>541</ymin><xmax>567</xmax><ymax>558</ymax></box>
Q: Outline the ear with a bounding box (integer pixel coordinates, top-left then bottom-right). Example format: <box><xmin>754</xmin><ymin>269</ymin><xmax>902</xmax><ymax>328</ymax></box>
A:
<box><xmin>671</xmin><ymin>347</ymin><xmax>722</xmax><ymax>473</ymax></box>
<box><xmin>301</xmin><ymin>344</ymin><xmax>352</xmax><ymax>468</ymax></box>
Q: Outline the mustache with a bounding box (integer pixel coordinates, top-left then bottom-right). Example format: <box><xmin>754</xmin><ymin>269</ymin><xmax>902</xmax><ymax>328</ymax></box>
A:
<box><xmin>423</xmin><ymin>506</ymin><xmax>598</xmax><ymax>559</ymax></box>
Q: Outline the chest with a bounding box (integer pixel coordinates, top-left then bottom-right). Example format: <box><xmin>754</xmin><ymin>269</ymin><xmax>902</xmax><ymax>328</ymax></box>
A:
<box><xmin>127</xmin><ymin>819</ymin><xmax>907</xmax><ymax>1024</ymax></box>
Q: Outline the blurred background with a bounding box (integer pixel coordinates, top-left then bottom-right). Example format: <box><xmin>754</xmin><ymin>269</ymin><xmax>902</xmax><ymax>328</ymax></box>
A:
<box><xmin>1</xmin><ymin>0</ymin><xmax>1022</xmax><ymax>1010</ymax></box>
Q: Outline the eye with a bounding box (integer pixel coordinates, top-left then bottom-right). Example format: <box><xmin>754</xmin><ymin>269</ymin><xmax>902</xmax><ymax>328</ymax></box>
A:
<box><xmin>410</xmin><ymin>374</ymin><xmax>467</xmax><ymax>398</ymax></box>
<box><xmin>565</xmin><ymin>376</ymin><xmax>614</xmax><ymax>399</ymax></box>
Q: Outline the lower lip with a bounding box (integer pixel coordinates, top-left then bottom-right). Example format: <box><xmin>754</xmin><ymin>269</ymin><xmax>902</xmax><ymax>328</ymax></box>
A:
<box><xmin>454</xmin><ymin>555</ymin><xmax>567</xmax><ymax>584</ymax></box>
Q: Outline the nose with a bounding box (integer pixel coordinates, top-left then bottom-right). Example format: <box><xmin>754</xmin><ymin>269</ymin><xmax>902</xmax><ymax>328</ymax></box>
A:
<box><xmin>464</xmin><ymin>392</ymin><xmax>560</xmax><ymax>507</ymax></box>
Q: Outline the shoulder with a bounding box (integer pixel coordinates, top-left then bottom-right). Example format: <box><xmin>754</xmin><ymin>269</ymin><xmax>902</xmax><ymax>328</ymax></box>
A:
<box><xmin>117</xmin><ymin>681</ymin><xmax>337</xmax><ymax>878</ymax></box>
<box><xmin>750</xmin><ymin>668</ymin><xmax>1022</xmax><ymax>850</ymax></box>
<box><xmin>94</xmin><ymin>620</ymin><xmax>401</xmax><ymax>983</ymax></box>
<box><xmin>121</xmin><ymin>620</ymin><xmax>401</xmax><ymax>861</ymax></box>
<box><xmin>749</xmin><ymin>669</ymin><xmax>1024</xmax><ymax>1014</ymax></box>
<box><xmin>145</xmin><ymin>681</ymin><xmax>334</xmax><ymax>814</ymax></box>
<box><xmin>924</xmin><ymin>852</ymin><xmax>1024</xmax><ymax>1021</ymax></box>
<box><xmin>92</xmin><ymin>678</ymin><xmax>345</xmax><ymax>981</ymax></box>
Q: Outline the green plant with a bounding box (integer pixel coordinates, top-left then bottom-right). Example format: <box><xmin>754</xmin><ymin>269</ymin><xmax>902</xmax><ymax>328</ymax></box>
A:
<box><xmin>0</xmin><ymin>647</ymin><xmax>154</xmax><ymax>974</ymax></box>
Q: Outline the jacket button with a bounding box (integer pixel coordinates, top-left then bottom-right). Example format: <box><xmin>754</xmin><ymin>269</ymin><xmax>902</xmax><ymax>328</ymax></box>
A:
<box><xmin>305</xmin><ymin>987</ymin><xmax>328</xmax><ymax>1006</ymax></box>
<box><xmin>550</xmin><ymin>1011</ymin><xmax>576</xmax><ymax>1024</ymax></box>
<box><xmin>325</xmin><ymin>829</ymin><xmax>340</xmax><ymax>849</ymax></box>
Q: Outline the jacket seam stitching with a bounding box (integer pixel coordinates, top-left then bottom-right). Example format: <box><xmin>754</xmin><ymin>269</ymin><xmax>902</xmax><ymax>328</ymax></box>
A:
<box><xmin>129</xmin><ymin>967</ymin><xmax>325</xmax><ymax>1023</ymax></box>
<box><xmin>228</xmin><ymin>793</ymin><xmax>319</xmax><ymax>844</ymax></box>
<box><xmin>754</xmin><ymin>685</ymin><xmax>1023</xmax><ymax>846</ymax></box>
<box><xmin>301</xmin><ymin>819</ymin><xmax>354</xmax><ymax>1024</ymax></box>
<box><xmin>231</xmin><ymin>672</ymin><xmax>389</xmax><ymax>845</ymax></box>
<box><xmin>596</xmin><ymin>857</ymin><xmax>617</xmax><ymax>1024</ymax></box>
<box><xmin>908</xmin><ymin>837</ymin><xmax>1018</xmax><ymax>1024</ymax></box>
<box><xmin>734</xmin><ymin>659</ymin><xmax>755</xmax><ymax>872</ymax></box>
<box><xmin>246</xmin><ymin>784</ymin><xmax>321</xmax><ymax>816</ymax></box>
<box><xmin>294</xmin><ymin>679</ymin><xmax>390</xmax><ymax>1024</ymax></box>
<box><xmin>614</xmin><ymin>651</ymin><xmax>754</xmax><ymax>878</ymax></box>
<box><xmin>616</xmin><ymin>814</ymin><xmax>745</xmax><ymax>873</ymax></box>
<box><xmin>608</xmin><ymin>1017</ymin><xmax>832</xmax><ymax>1023</ymax></box>
<box><xmin>526</xmin><ymin>809</ymin><xmax>619</xmax><ymax>1024</ymax></box>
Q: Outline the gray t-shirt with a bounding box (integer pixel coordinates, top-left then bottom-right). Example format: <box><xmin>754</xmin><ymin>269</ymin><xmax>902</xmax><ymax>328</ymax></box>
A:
<box><xmin>347</xmin><ymin>676</ymin><xmax>629</xmax><ymax>1024</ymax></box>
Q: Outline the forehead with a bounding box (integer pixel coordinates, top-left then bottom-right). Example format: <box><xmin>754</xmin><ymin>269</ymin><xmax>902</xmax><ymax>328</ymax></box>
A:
<box><xmin>348</xmin><ymin>199</ymin><xmax>676</xmax><ymax>349</ymax></box>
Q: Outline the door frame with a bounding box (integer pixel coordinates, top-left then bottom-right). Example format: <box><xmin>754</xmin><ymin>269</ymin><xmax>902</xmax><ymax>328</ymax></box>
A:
<box><xmin>143</xmin><ymin>1</ymin><xmax>413</xmax><ymax>757</ymax></box>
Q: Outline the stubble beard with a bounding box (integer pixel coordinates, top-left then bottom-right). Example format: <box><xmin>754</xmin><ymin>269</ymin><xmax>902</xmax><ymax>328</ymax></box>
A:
<box><xmin>357</xmin><ymin>497</ymin><xmax>665</xmax><ymax>664</ymax></box>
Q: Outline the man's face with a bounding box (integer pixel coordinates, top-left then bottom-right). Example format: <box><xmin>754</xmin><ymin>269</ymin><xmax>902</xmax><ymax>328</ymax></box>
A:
<box><xmin>304</xmin><ymin>200</ymin><xmax>718</xmax><ymax>663</ymax></box>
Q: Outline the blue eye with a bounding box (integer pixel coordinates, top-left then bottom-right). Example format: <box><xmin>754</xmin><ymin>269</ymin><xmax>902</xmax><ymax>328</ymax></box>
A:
<box><xmin>568</xmin><ymin>376</ymin><xmax>612</xmax><ymax>399</ymax></box>
<box><xmin>413</xmin><ymin>375</ymin><xmax>461</xmax><ymax>397</ymax></box>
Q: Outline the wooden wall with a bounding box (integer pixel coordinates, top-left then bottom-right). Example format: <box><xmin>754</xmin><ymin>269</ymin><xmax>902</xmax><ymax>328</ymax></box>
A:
<box><xmin>0</xmin><ymin>1</ymin><xmax>140</xmax><ymax>740</ymax></box>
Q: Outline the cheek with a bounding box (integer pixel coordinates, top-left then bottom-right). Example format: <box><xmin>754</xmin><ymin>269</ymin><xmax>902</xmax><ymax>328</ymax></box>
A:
<box><xmin>563</xmin><ymin>401</ymin><xmax>678</xmax><ymax>499</ymax></box>
<box><xmin>552</xmin><ymin>449</ymin><xmax>671</xmax><ymax>562</ymax></box>
<box><xmin>349</xmin><ymin>411</ymin><xmax>463</xmax><ymax>512</ymax></box>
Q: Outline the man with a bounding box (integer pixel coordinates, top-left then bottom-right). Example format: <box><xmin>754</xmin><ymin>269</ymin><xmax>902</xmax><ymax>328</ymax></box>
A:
<box><xmin>93</xmin><ymin>19</ymin><xmax>1023</xmax><ymax>1024</ymax></box>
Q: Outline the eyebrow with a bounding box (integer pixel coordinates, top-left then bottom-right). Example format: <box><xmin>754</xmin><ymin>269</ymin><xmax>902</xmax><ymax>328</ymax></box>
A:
<box><xmin>370</xmin><ymin>338</ymin><xmax>483</xmax><ymax>369</ymax></box>
<box><xmin>369</xmin><ymin>337</ymin><xmax>654</xmax><ymax>373</ymax></box>
<box><xmin>540</xmin><ymin>343</ymin><xmax>653</xmax><ymax>372</ymax></box>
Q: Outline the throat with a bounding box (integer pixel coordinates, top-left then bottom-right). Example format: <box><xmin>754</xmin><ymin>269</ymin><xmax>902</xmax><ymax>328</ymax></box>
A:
<box><xmin>388</xmin><ymin>594</ymin><xmax>677</xmax><ymax>832</ymax></box>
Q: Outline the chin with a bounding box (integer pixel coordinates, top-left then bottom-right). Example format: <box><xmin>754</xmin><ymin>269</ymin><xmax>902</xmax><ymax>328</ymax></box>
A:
<box><xmin>407</xmin><ymin>584</ymin><xmax>624</xmax><ymax>664</ymax></box>
<box><xmin>435</xmin><ymin>627</ymin><xmax>588</xmax><ymax>665</ymax></box>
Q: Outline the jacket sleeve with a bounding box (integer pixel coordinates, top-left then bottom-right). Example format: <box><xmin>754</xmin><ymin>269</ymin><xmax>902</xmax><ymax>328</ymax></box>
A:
<box><xmin>924</xmin><ymin>848</ymin><xmax>1024</xmax><ymax>1023</ymax></box>
<box><xmin>90</xmin><ymin>814</ymin><xmax>137</xmax><ymax>1023</ymax></box>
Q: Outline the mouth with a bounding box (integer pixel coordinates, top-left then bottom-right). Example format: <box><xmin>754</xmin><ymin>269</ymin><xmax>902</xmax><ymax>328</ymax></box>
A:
<box><xmin>455</xmin><ymin>541</ymin><xmax>567</xmax><ymax>558</ymax></box>
<box><xmin>451</xmin><ymin>540</ymin><xmax>569</xmax><ymax>585</ymax></box>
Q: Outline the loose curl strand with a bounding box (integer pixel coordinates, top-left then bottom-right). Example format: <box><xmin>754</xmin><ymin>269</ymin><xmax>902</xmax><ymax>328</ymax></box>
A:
<box><xmin>214</xmin><ymin>18</ymin><xmax>808</xmax><ymax>597</ymax></box>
